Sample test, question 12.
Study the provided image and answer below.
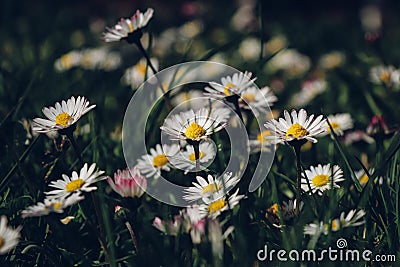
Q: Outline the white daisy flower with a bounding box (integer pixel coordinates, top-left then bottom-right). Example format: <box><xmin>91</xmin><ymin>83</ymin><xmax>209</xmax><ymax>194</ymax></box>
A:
<box><xmin>102</xmin><ymin>8</ymin><xmax>154</xmax><ymax>43</ymax></box>
<box><xmin>199</xmin><ymin>188</ymin><xmax>245</xmax><ymax>218</ymax></box>
<box><xmin>264</xmin><ymin>109</ymin><xmax>326</xmax><ymax>145</ymax></box>
<box><xmin>45</xmin><ymin>163</ymin><xmax>106</xmax><ymax>199</ymax></box>
<box><xmin>301</xmin><ymin>164</ymin><xmax>344</xmax><ymax>195</ymax></box>
<box><xmin>21</xmin><ymin>193</ymin><xmax>84</xmax><ymax>218</ymax></box>
<box><xmin>182</xmin><ymin>205</ymin><xmax>206</xmax><ymax>244</ymax></box>
<box><xmin>122</xmin><ymin>57</ymin><xmax>159</xmax><ymax>89</ymax></box>
<box><xmin>320</xmin><ymin>113</ymin><xmax>354</xmax><ymax>137</ymax></box>
<box><xmin>339</xmin><ymin>209</ymin><xmax>366</xmax><ymax>228</ymax></box>
<box><xmin>304</xmin><ymin>221</ymin><xmax>328</xmax><ymax>236</ymax></box>
<box><xmin>204</xmin><ymin>71</ymin><xmax>255</xmax><ymax>99</ymax></box>
<box><xmin>370</xmin><ymin>65</ymin><xmax>400</xmax><ymax>88</ymax></box>
<box><xmin>0</xmin><ymin>216</ymin><xmax>22</xmax><ymax>255</ymax></box>
<box><xmin>239</xmin><ymin>86</ymin><xmax>277</xmax><ymax>115</ymax></box>
<box><xmin>136</xmin><ymin>144</ymin><xmax>180</xmax><ymax>179</ymax></box>
<box><xmin>54</xmin><ymin>51</ymin><xmax>81</xmax><ymax>72</ymax></box>
<box><xmin>183</xmin><ymin>173</ymin><xmax>241</xmax><ymax>202</ymax></box>
<box><xmin>160</xmin><ymin>107</ymin><xmax>231</xmax><ymax>142</ymax></box>
<box><xmin>248</xmin><ymin>129</ymin><xmax>275</xmax><ymax>153</ymax></box>
<box><xmin>238</xmin><ymin>37</ymin><xmax>261</xmax><ymax>61</ymax></box>
<box><xmin>170</xmin><ymin>142</ymin><xmax>216</xmax><ymax>174</ymax></box>
<box><xmin>32</xmin><ymin>96</ymin><xmax>96</xmax><ymax>134</ymax></box>
<box><xmin>107</xmin><ymin>167</ymin><xmax>147</xmax><ymax>198</ymax></box>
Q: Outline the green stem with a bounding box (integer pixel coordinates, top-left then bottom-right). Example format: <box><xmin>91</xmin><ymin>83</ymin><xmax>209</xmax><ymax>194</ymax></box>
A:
<box><xmin>125</xmin><ymin>221</ymin><xmax>139</xmax><ymax>254</ymax></box>
<box><xmin>66</xmin><ymin>131</ymin><xmax>84</xmax><ymax>166</ymax></box>
<box><xmin>293</xmin><ymin>144</ymin><xmax>302</xmax><ymax>215</ymax></box>
<box><xmin>134</xmin><ymin>40</ymin><xmax>172</xmax><ymax>111</ymax></box>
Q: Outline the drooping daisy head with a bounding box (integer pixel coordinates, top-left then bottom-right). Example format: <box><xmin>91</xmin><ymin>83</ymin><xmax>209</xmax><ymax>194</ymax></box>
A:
<box><xmin>45</xmin><ymin>163</ymin><xmax>106</xmax><ymax>199</ymax></box>
<box><xmin>170</xmin><ymin>141</ymin><xmax>216</xmax><ymax>174</ymax></box>
<box><xmin>321</xmin><ymin>113</ymin><xmax>354</xmax><ymax>137</ymax></box>
<box><xmin>160</xmin><ymin>107</ymin><xmax>231</xmax><ymax>142</ymax></box>
<box><xmin>238</xmin><ymin>86</ymin><xmax>277</xmax><ymax>115</ymax></box>
<box><xmin>32</xmin><ymin>96</ymin><xmax>96</xmax><ymax>134</ymax></box>
<box><xmin>136</xmin><ymin>144</ymin><xmax>179</xmax><ymax>179</ymax></box>
<box><xmin>102</xmin><ymin>8</ymin><xmax>154</xmax><ymax>43</ymax></box>
<box><xmin>0</xmin><ymin>216</ymin><xmax>22</xmax><ymax>255</ymax></box>
<box><xmin>301</xmin><ymin>164</ymin><xmax>344</xmax><ymax>195</ymax></box>
<box><xmin>21</xmin><ymin>193</ymin><xmax>84</xmax><ymax>218</ymax></box>
<box><xmin>183</xmin><ymin>173</ymin><xmax>241</xmax><ymax>202</ymax></box>
<box><xmin>204</xmin><ymin>71</ymin><xmax>255</xmax><ymax>99</ymax></box>
<box><xmin>199</xmin><ymin>188</ymin><xmax>245</xmax><ymax>218</ymax></box>
<box><xmin>108</xmin><ymin>167</ymin><xmax>147</xmax><ymax>198</ymax></box>
<box><xmin>264</xmin><ymin>109</ymin><xmax>326</xmax><ymax>145</ymax></box>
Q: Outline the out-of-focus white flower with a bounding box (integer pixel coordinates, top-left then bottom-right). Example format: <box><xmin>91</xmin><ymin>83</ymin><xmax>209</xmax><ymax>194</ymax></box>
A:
<box><xmin>290</xmin><ymin>78</ymin><xmax>327</xmax><ymax>107</ymax></box>
<box><xmin>320</xmin><ymin>113</ymin><xmax>354</xmax><ymax>137</ymax></box>
<box><xmin>0</xmin><ymin>216</ymin><xmax>22</xmax><ymax>255</ymax></box>
<box><xmin>122</xmin><ymin>58</ymin><xmax>158</xmax><ymax>89</ymax></box>
<box><xmin>171</xmin><ymin>90</ymin><xmax>206</xmax><ymax>111</ymax></box>
<box><xmin>153</xmin><ymin>215</ymin><xmax>181</xmax><ymax>236</ymax></box>
<box><xmin>230</xmin><ymin>3</ymin><xmax>257</xmax><ymax>32</ymax></box>
<box><xmin>318</xmin><ymin>51</ymin><xmax>346</xmax><ymax>70</ymax></box>
<box><xmin>369</xmin><ymin>65</ymin><xmax>400</xmax><ymax>88</ymax></box>
<box><xmin>179</xmin><ymin>20</ymin><xmax>203</xmax><ymax>39</ymax></box>
<box><xmin>264</xmin><ymin>35</ymin><xmax>287</xmax><ymax>55</ymax></box>
<box><xmin>343</xmin><ymin>130</ymin><xmax>374</xmax><ymax>145</ymax></box>
<box><xmin>360</xmin><ymin>5</ymin><xmax>382</xmax><ymax>33</ymax></box>
<box><xmin>239</xmin><ymin>37</ymin><xmax>261</xmax><ymax>61</ymax></box>
<box><xmin>267</xmin><ymin>49</ymin><xmax>311</xmax><ymax>78</ymax></box>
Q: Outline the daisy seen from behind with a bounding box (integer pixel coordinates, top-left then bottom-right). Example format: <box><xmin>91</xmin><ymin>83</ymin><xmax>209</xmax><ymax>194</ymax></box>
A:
<box><xmin>301</xmin><ymin>164</ymin><xmax>344</xmax><ymax>195</ymax></box>
<box><xmin>32</xmin><ymin>96</ymin><xmax>96</xmax><ymax>134</ymax></box>
<box><xmin>136</xmin><ymin>144</ymin><xmax>179</xmax><ymax>179</ymax></box>
<box><xmin>102</xmin><ymin>8</ymin><xmax>154</xmax><ymax>43</ymax></box>
<box><xmin>183</xmin><ymin>173</ymin><xmax>241</xmax><ymax>202</ymax></box>
<box><xmin>0</xmin><ymin>216</ymin><xmax>22</xmax><ymax>255</ymax></box>
<box><xmin>45</xmin><ymin>163</ymin><xmax>106</xmax><ymax>199</ymax></box>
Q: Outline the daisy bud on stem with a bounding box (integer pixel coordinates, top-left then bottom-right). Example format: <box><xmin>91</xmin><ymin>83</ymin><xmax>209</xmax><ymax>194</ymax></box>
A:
<box><xmin>114</xmin><ymin>206</ymin><xmax>139</xmax><ymax>254</ymax></box>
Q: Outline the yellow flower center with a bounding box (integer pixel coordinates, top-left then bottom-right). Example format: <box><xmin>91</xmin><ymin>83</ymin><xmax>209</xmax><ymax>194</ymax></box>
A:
<box><xmin>0</xmin><ymin>237</ymin><xmax>4</xmax><ymax>249</ymax></box>
<box><xmin>327</xmin><ymin>121</ymin><xmax>339</xmax><ymax>133</ymax></box>
<box><xmin>267</xmin><ymin>203</ymin><xmax>279</xmax><ymax>215</ymax></box>
<box><xmin>188</xmin><ymin>151</ymin><xmax>205</xmax><ymax>161</ymax></box>
<box><xmin>208</xmin><ymin>199</ymin><xmax>226</xmax><ymax>213</ymax></box>
<box><xmin>257</xmin><ymin>130</ymin><xmax>271</xmax><ymax>144</ymax></box>
<box><xmin>185</xmin><ymin>122</ymin><xmax>206</xmax><ymax>140</ymax></box>
<box><xmin>202</xmin><ymin>183</ymin><xmax>221</xmax><ymax>194</ymax></box>
<box><xmin>359</xmin><ymin>174</ymin><xmax>369</xmax><ymax>186</ymax></box>
<box><xmin>153</xmin><ymin>154</ymin><xmax>169</xmax><ymax>167</ymax></box>
<box><xmin>285</xmin><ymin>123</ymin><xmax>308</xmax><ymax>138</ymax></box>
<box><xmin>128</xmin><ymin>22</ymin><xmax>134</xmax><ymax>32</ymax></box>
<box><xmin>51</xmin><ymin>202</ymin><xmax>63</xmax><ymax>211</ymax></box>
<box><xmin>331</xmin><ymin>219</ymin><xmax>340</xmax><ymax>231</ymax></box>
<box><xmin>312</xmin><ymin>174</ymin><xmax>329</xmax><ymax>187</ymax></box>
<box><xmin>223</xmin><ymin>82</ymin><xmax>235</xmax><ymax>96</ymax></box>
<box><xmin>66</xmin><ymin>178</ymin><xmax>85</xmax><ymax>192</ymax></box>
<box><xmin>380</xmin><ymin>71</ymin><xmax>391</xmax><ymax>84</ymax></box>
<box><xmin>55</xmin><ymin>112</ymin><xmax>73</xmax><ymax>127</ymax></box>
<box><xmin>136</xmin><ymin>61</ymin><xmax>147</xmax><ymax>76</ymax></box>
<box><xmin>241</xmin><ymin>93</ymin><xmax>256</xmax><ymax>103</ymax></box>
<box><xmin>60</xmin><ymin>54</ymin><xmax>74</xmax><ymax>68</ymax></box>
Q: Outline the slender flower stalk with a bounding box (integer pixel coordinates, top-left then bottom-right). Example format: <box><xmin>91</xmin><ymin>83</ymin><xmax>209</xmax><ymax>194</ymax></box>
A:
<box><xmin>115</xmin><ymin>206</ymin><xmax>139</xmax><ymax>254</ymax></box>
